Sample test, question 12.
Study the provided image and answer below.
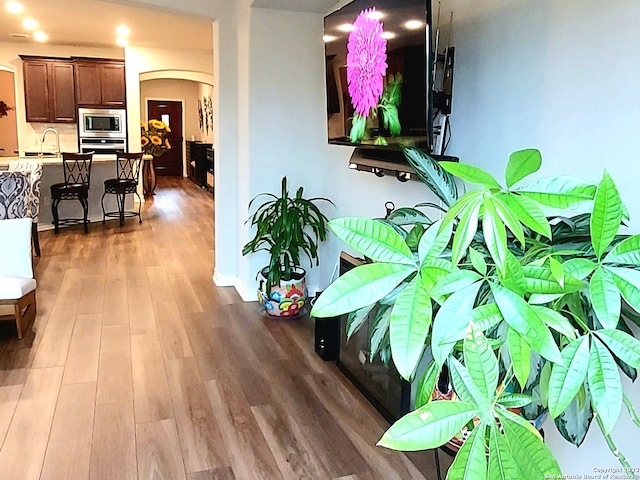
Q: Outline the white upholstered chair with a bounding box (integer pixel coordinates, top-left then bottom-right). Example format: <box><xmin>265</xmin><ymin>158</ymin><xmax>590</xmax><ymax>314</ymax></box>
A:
<box><xmin>0</xmin><ymin>217</ymin><xmax>37</xmax><ymax>339</ymax></box>
<box><xmin>9</xmin><ymin>160</ymin><xmax>43</xmax><ymax>256</ymax></box>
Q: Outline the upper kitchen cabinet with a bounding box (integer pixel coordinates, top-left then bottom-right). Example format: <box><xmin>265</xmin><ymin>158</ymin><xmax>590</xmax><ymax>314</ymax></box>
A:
<box><xmin>21</xmin><ymin>56</ymin><xmax>76</xmax><ymax>123</ymax></box>
<box><xmin>74</xmin><ymin>58</ymin><xmax>126</xmax><ymax>108</ymax></box>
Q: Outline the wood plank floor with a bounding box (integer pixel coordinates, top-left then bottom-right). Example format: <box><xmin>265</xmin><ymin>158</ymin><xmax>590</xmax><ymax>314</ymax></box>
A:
<box><xmin>0</xmin><ymin>177</ymin><xmax>450</xmax><ymax>479</ymax></box>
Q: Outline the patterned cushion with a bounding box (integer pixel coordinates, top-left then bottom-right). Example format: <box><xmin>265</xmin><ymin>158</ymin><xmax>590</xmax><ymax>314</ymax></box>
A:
<box><xmin>0</xmin><ymin>172</ymin><xmax>30</xmax><ymax>220</ymax></box>
<box><xmin>8</xmin><ymin>160</ymin><xmax>43</xmax><ymax>223</ymax></box>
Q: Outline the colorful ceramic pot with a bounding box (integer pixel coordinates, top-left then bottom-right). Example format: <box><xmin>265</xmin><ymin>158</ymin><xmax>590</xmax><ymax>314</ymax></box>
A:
<box><xmin>257</xmin><ymin>267</ymin><xmax>308</xmax><ymax>318</ymax></box>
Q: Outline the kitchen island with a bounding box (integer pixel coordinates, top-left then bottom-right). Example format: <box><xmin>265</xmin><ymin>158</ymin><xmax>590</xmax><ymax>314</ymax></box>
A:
<box><xmin>0</xmin><ymin>154</ymin><xmax>147</xmax><ymax>230</ymax></box>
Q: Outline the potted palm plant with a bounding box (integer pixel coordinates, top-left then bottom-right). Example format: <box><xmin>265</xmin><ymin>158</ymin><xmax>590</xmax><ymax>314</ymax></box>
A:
<box><xmin>243</xmin><ymin>176</ymin><xmax>333</xmax><ymax>317</ymax></box>
<box><xmin>311</xmin><ymin>148</ymin><xmax>640</xmax><ymax>479</ymax></box>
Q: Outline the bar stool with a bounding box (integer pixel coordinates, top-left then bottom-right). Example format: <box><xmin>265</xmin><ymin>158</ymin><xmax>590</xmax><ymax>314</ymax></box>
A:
<box><xmin>101</xmin><ymin>152</ymin><xmax>144</xmax><ymax>226</ymax></box>
<box><xmin>50</xmin><ymin>153</ymin><xmax>93</xmax><ymax>234</ymax></box>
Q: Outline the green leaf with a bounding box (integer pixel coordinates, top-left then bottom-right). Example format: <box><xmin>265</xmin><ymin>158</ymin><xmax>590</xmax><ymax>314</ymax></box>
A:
<box><xmin>418</xmin><ymin>219</ymin><xmax>453</xmax><ymax>265</ymax></box>
<box><xmin>491</xmin><ymin>283</ymin><xmax>563</xmax><ymax>364</ymax></box>
<box><xmin>548</xmin><ymin>336</ymin><xmax>590</xmax><ymax>419</ymax></box>
<box><xmin>499</xmin><ymin>193</ymin><xmax>551</xmax><ymax>238</ymax></box>
<box><xmin>470</xmin><ymin>303</ymin><xmax>503</xmax><ymax>331</ymax></box>
<box><xmin>468</xmin><ymin>247</ymin><xmax>487</xmax><ymax>275</ymax></box>
<box><xmin>386</xmin><ymin>207</ymin><xmax>433</xmax><ymax>226</ymax></box>
<box><xmin>405</xmin><ymin>224</ymin><xmax>425</xmax><ymax>251</ymax></box>
<box><xmin>446</xmin><ymin>425</ymin><xmax>487</xmax><ymax>480</ymax></box>
<box><xmin>492</xmin><ymin>194</ymin><xmax>526</xmax><ymax>247</ymax></box>
<box><xmin>554</xmin><ymin>388</ymin><xmax>593</xmax><ymax>447</ymax></box>
<box><xmin>529</xmin><ymin>293</ymin><xmax>564</xmax><ymax>305</ymax></box>
<box><xmin>531</xmin><ymin>306</ymin><xmax>577</xmax><ymax>340</ymax></box>
<box><xmin>499</xmin><ymin>411</ymin><xmax>562</xmax><ymax>479</ymax></box>
<box><xmin>508</xmin><ymin>328</ymin><xmax>532</xmax><ymax>389</ymax></box>
<box><xmin>431</xmin><ymin>283</ymin><xmax>481</xmax><ymax>365</ymax></box>
<box><xmin>440</xmin><ymin>161</ymin><xmax>502</xmax><ymax>189</ymax></box>
<box><xmin>451</xmin><ymin>196</ymin><xmax>483</xmax><ymax>266</ymax></box>
<box><xmin>432</xmin><ymin>269</ymin><xmax>482</xmax><ymax>298</ymax></box>
<box><xmin>607</xmin><ymin>266</ymin><xmax>640</xmax><ymax>315</ymax></box>
<box><xmin>497</xmin><ymin>393</ymin><xmax>534</xmax><ymax>408</ymax></box>
<box><xmin>389</xmin><ymin>276</ymin><xmax>433</xmax><ymax>380</ymax></box>
<box><xmin>516</xmin><ymin>176</ymin><xmax>596</xmax><ymax>209</ymax></box>
<box><xmin>346</xmin><ymin>304</ymin><xmax>375</xmax><ymax>338</ymax></box>
<box><xmin>449</xmin><ymin>357</ymin><xmax>491</xmax><ymax>409</ymax></box>
<box><xmin>522</xmin><ymin>265</ymin><xmax>585</xmax><ymax>294</ymax></box>
<box><xmin>464</xmin><ymin>325</ymin><xmax>499</xmax><ymax>400</ymax></box>
<box><xmin>589</xmin><ymin>267</ymin><xmax>621</xmax><ymax>329</ymax></box>
<box><xmin>594</xmin><ymin>329</ymin><xmax>640</xmax><ymax>369</ymax></box>
<box><xmin>488</xmin><ymin>423</ymin><xmax>520</xmax><ymax>480</ymax></box>
<box><xmin>377</xmin><ymin>400</ymin><xmax>477</xmax><ymax>451</ymax></box>
<box><xmin>415</xmin><ymin>361</ymin><xmax>440</xmax><ymax>409</ymax></box>
<box><xmin>329</xmin><ymin>218</ymin><xmax>416</xmax><ymax>266</ymax></box>
<box><xmin>588</xmin><ymin>337</ymin><xmax>623</xmax><ymax>434</ymax></box>
<box><xmin>310</xmin><ymin>263</ymin><xmax>416</xmax><ymax>317</ymax></box>
<box><xmin>590</xmin><ymin>171</ymin><xmax>623</xmax><ymax>259</ymax></box>
<box><xmin>403</xmin><ymin>147</ymin><xmax>459</xmax><ymax>207</ymax></box>
<box><xmin>349</xmin><ymin>113</ymin><xmax>367</xmax><ymax>143</ymax></box>
<box><xmin>563</xmin><ymin>258</ymin><xmax>597</xmax><ymax>280</ymax></box>
<box><xmin>370</xmin><ymin>305</ymin><xmax>391</xmax><ymax>361</ymax></box>
<box><xmin>482</xmin><ymin>196</ymin><xmax>508</xmax><ymax>275</ymax></box>
<box><xmin>421</xmin><ymin>259</ymin><xmax>454</xmax><ymax>293</ymax></box>
<box><xmin>505</xmin><ymin>148</ymin><xmax>542</xmax><ymax>188</ymax></box>
<box><xmin>549</xmin><ymin>257</ymin><xmax>565</xmax><ymax>288</ymax></box>
<box><xmin>605</xmin><ymin>235</ymin><xmax>640</xmax><ymax>265</ymax></box>
<box><xmin>499</xmin><ymin>251</ymin><xmax>526</xmax><ymax>297</ymax></box>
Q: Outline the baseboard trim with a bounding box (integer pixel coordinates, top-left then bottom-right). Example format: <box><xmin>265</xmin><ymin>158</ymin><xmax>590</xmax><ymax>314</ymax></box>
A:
<box><xmin>213</xmin><ymin>268</ymin><xmax>236</xmax><ymax>287</ymax></box>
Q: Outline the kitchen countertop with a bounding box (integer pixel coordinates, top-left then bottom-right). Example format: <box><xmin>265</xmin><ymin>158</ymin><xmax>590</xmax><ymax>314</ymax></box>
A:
<box><xmin>0</xmin><ymin>154</ymin><xmax>151</xmax><ymax>168</ymax></box>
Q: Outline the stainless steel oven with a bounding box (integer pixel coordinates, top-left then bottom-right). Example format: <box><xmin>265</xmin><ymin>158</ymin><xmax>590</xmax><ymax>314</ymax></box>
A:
<box><xmin>79</xmin><ymin>137</ymin><xmax>127</xmax><ymax>155</ymax></box>
<box><xmin>78</xmin><ymin>108</ymin><xmax>127</xmax><ymax>138</ymax></box>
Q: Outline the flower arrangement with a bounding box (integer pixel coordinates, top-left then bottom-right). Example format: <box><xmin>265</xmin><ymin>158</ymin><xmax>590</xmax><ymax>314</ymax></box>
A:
<box><xmin>140</xmin><ymin>119</ymin><xmax>171</xmax><ymax>157</ymax></box>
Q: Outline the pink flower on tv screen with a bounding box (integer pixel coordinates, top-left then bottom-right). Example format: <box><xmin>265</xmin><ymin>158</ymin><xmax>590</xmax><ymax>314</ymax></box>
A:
<box><xmin>346</xmin><ymin>8</ymin><xmax>388</xmax><ymax>118</ymax></box>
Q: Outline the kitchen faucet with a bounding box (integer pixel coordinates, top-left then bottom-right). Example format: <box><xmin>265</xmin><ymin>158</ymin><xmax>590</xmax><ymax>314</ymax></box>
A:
<box><xmin>40</xmin><ymin>128</ymin><xmax>60</xmax><ymax>156</ymax></box>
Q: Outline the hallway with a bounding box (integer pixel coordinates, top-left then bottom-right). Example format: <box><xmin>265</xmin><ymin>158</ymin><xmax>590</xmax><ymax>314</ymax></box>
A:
<box><xmin>0</xmin><ymin>178</ymin><xmax>436</xmax><ymax>479</ymax></box>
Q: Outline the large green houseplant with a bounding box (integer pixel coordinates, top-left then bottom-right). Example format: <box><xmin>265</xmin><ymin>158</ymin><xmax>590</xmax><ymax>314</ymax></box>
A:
<box><xmin>243</xmin><ymin>176</ymin><xmax>333</xmax><ymax>317</ymax></box>
<box><xmin>311</xmin><ymin>148</ymin><xmax>640</xmax><ymax>479</ymax></box>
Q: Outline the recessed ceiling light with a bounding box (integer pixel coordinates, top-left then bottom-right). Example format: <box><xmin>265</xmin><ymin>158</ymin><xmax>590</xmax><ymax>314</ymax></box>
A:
<box><xmin>381</xmin><ymin>31</ymin><xmax>395</xmax><ymax>40</ymax></box>
<box><xmin>405</xmin><ymin>20</ymin><xmax>424</xmax><ymax>30</ymax></box>
<box><xmin>322</xmin><ymin>35</ymin><xmax>337</xmax><ymax>43</ymax></box>
<box><xmin>6</xmin><ymin>1</ymin><xmax>23</xmax><ymax>14</ymax></box>
<box><xmin>116</xmin><ymin>37</ymin><xmax>128</xmax><ymax>47</ymax></box>
<box><xmin>33</xmin><ymin>31</ymin><xmax>47</xmax><ymax>42</ymax></box>
<box><xmin>22</xmin><ymin>18</ymin><xmax>37</xmax><ymax>30</ymax></box>
<box><xmin>338</xmin><ymin>23</ymin><xmax>355</xmax><ymax>33</ymax></box>
<box><xmin>367</xmin><ymin>10</ymin><xmax>383</xmax><ymax>20</ymax></box>
<box><xmin>116</xmin><ymin>25</ymin><xmax>130</xmax><ymax>36</ymax></box>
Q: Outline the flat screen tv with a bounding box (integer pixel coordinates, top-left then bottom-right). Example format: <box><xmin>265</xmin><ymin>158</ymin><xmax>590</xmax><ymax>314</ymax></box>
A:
<box><xmin>325</xmin><ymin>0</ymin><xmax>433</xmax><ymax>151</ymax></box>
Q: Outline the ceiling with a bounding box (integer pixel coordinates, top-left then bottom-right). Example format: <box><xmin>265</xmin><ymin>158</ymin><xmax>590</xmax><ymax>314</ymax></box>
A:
<box><xmin>0</xmin><ymin>0</ymin><xmax>213</xmax><ymax>50</ymax></box>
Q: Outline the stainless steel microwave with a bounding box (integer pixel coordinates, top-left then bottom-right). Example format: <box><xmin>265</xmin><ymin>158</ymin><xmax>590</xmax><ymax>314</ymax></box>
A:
<box><xmin>78</xmin><ymin>108</ymin><xmax>127</xmax><ymax>138</ymax></box>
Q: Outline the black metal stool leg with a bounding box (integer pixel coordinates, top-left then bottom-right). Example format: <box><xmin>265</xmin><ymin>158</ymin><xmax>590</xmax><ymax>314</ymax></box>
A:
<box><xmin>101</xmin><ymin>191</ymin><xmax>107</xmax><ymax>224</ymax></box>
<box><xmin>118</xmin><ymin>190</ymin><xmax>125</xmax><ymax>226</ymax></box>
<box><xmin>81</xmin><ymin>198</ymin><xmax>89</xmax><ymax>233</ymax></box>
<box><xmin>51</xmin><ymin>198</ymin><xmax>60</xmax><ymax>234</ymax></box>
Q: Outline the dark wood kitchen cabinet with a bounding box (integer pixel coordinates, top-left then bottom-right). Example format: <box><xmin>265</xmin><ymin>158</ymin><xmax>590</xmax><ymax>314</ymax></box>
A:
<box><xmin>74</xmin><ymin>58</ymin><xmax>126</xmax><ymax>107</ymax></box>
<box><xmin>21</xmin><ymin>56</ymin><xmax>76</xmax><ymax>123</ymax></box>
